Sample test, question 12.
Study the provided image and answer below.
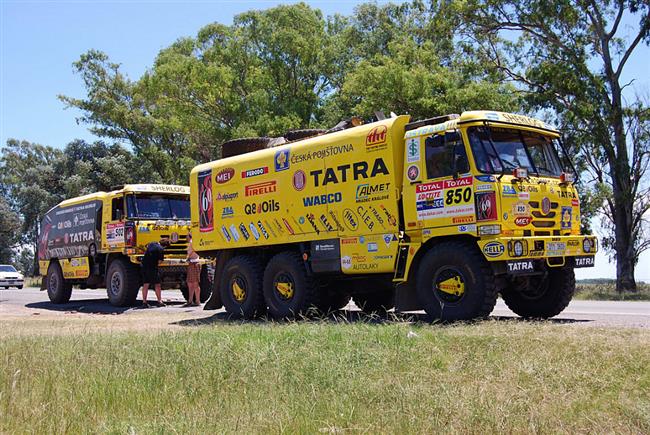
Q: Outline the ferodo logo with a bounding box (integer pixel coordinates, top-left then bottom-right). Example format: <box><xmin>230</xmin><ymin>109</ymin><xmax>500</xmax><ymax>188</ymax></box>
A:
<box><xmin>366</xmin><ymin>126</ymin><xmax>387</xmax><ymax>147</ymax></box>
<box><xmin>215</xmin><ymin>168</ymin><xmax>235</xmax><ymax>184</ymax></box>
<box><xmin>244</xmin><ymin>200</ymin><xmax>280</xmax><ymax>215</ymax></box>
<box><xmin>245</xmin><ymin>181</ymin><xmax>276</xmax><ymax>197</ymax></box>
<box><xmin>242</xmin><ymin>167</ymin><xmax>268</xmax><ymax>178</ymax></box>
<box><xmin>310</xmin><ymin>158</ymin><xmax>389</xmax><ymax>187</ymax></box>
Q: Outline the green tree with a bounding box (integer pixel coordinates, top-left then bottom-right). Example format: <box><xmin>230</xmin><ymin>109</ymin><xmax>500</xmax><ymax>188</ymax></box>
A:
<box><xmin>0</xmin><ymin>196</ymin><xmax>21</xmax><ymax>264</ymax></box>
<box><xmin>464</xmin><ymin>1</ymin><xmax>650</xmax><ymax>291</ymax></box>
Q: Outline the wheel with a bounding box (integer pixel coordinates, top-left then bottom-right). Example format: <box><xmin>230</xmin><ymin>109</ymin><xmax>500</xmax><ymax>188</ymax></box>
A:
<box><xmin>17</xmin><ymin>286</ymin><xmax>23</xmax><ymax>290</ymax></box>
<box><xmin>500</xmin><ymin>266</ymin><xmax>575</xmax><ymax>318</ymax></box>
<box><xmin>181</xmin><ymin>266</ymin><xmax>213</xmax><ymax>303</ymax></box>
<box><xmin>353</xmin><ymin>289</ymin><xmax>395</xmax><ymax>314</ymax></box>
<box><xmin>263</xmin><ymin>251</ymin><xmax>317</xmax><ymax>319</ymax></box>
<box><xmin>284</xmin><ymin>129</ymin><xmax>326</xmax><ymax>142</ymax></box>
<box><xmin>46</xmin><ymin>262</ymin><xmax>72</xmax><ymax>304</ymax></box>
<box><xmin>220</xmin><ymin>256</ymin><xmax>265</xmax><ymax>319</ymax></box>
<box><xmin>106</xmin><ymin>259</ymin><xmax>141</xmax><ymax>307</ymax></box>
<box><xmin>416</xmin><ymin>241</ymin><xmax>497</xmax><ymax>321</ymax></box>
<box><xmin>221</xmin><ymin>137</ymin><xmax>272</xmax><ymax>158</ymax></box>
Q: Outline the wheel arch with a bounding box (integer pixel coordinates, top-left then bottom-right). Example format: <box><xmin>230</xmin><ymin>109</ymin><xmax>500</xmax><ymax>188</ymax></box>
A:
<box><xmin>406</xmin><ymin>234</ymin><xmax>480</xmax><ymax>283</ymax></box>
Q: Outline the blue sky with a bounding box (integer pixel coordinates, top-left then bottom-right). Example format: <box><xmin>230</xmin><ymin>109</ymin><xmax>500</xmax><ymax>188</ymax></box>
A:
<box><xmin>1</xmin><ymin>1</ymin><xmax>649</xmax><ymax>280</ymax></box>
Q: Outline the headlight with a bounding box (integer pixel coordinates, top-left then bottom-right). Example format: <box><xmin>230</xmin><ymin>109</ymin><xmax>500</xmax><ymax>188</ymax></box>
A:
<box><xmin>583</xmin><ymin>238</ymin><xmax>593</xmax><ymax>253</ymax></box>
<box><xmin>508</xmin><ymin>239</ymin><xmax>528</xmax><ymax>257</ymax></box>
<box><xmin>478</xmin><ymin>225</ymin><xmax>501</xmax><ymax>236</ymax></box>
<box><xmin>514</xmin><ymin>241</ymin><xmax>524</xmax><ymax>257</ymax></box>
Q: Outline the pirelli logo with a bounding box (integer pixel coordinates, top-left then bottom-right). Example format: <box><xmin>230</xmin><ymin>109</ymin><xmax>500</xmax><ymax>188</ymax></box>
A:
<box><xmin>245</xmin><ymin>181</ymin><xmax>277</xmax><ymax>197</ymax></box>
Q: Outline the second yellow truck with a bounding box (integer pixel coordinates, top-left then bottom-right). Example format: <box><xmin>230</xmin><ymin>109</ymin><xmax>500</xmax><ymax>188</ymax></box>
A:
<box><xmin>191</xmin><ymin>111</ymin><xmax>597</xmax><ymax>320</ymax></box>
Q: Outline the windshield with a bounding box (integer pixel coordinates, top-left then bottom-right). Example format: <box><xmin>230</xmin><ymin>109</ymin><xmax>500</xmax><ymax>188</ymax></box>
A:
<box><xmin>467</xmin><ymin>126</ymin><xmax>563</xmax><ymax>176</ymax></box>
<box><xmin>126</xmin><ymin>194</ymin><xmax>190</xmax><ymax>219</ymax></box>
<box><xmin>0</xmin><ymin>265</ymin><xmax>17</xmax><ymax>273</ymax></box>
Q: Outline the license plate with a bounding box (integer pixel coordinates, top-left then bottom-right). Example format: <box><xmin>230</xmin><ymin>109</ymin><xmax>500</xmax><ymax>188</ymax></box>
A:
<box><xmin>547</xmin><ymin>242</ymin><xmax>566</xmax><ymax>252</ymax></box>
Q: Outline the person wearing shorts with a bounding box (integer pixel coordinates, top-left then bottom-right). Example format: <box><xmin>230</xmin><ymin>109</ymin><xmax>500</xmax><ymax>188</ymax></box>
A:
<box><xmin>141</xmin><ymin>238</ymin><xmax>170</xmax><ymax>308</ymax></box>
<box><xmin>183</xmin><ymin>232</ymin><xmax>201</xmax><ymax>307</ymax></box>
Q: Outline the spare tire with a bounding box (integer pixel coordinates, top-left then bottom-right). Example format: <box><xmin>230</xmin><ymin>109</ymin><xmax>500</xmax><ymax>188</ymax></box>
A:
<box><xmin>284</xmin><ymin>129</ymin><xmax>326</xmax><ymax>142</ymax></box>
<box><xmin>221</xmin><ymin>137</ymin><xmax>272</xmax><ymax>158</ymax></box>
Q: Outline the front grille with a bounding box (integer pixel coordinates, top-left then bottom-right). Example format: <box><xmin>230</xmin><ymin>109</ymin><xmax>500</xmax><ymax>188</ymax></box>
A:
<box><xmin>161</xmin><ymin>234</ymin><xmax>188</xmax><ymax>255</ymax></box>
<box><xmin>528</xmin><ymin>200</ymin><xmax>559</xmax><ymax>230</ymax></box>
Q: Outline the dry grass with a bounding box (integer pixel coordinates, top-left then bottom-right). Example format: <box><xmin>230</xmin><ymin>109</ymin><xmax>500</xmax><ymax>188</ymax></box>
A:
<box><xmin>575</xmin><ymin>281</ymin><xmax>650</xmax><ymax>301</ymax></box>
<box><xmin>1</xmin><ymin>320</ymin><xmax>648</xmax><ymax>434</ymax></box>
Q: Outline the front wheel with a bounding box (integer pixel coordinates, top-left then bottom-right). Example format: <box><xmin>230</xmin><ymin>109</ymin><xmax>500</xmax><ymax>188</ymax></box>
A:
<box><xmin>500</xmin><ymin>266</ymin><xmax>575</xmax><ymax>318</ymax></box>
<box><xmin>106</xmin><ymin>259</ymin><xmax>140</xmax><ymax>307</ymax></box>
<box><xmin>47</xmin><ymin>262</ymin><xmax>72</xmax><ymax>304</ymax></box>
<box><xmin>220</xmin><ymin>256</ymin><xmax>265</xmax><ymax>319</ymax></box>
<box><xmin>263</xmin><ymin>251</ymin><xmax>317</xmax><ymax>319</ymax></box>
<box><xmin>416</xmin><ymin>241</ymin><xmax>497</xmax><ymax>321</ymax></box>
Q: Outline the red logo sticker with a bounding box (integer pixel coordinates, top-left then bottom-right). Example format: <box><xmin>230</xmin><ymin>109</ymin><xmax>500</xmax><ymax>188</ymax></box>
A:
<box><xmin>514</xmin><ymin>216</ymin><xmax>531</xmax><ymax>227</ymax></box>
<box><xmin>366</xmin><ymin>125</ymin><xmax>387</xmax><ymax>147</ymax></box>
<box><xmin>215</xmin><ymin>168</ymin><xmax>235</xmax><ymax>184</ymax></box>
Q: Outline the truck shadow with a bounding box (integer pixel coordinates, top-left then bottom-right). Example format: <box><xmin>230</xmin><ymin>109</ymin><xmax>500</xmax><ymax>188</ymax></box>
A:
<box><xmin>25</xmin><ymin>299</ymin><xmax>186</xmax><ymax>315</ymax></box>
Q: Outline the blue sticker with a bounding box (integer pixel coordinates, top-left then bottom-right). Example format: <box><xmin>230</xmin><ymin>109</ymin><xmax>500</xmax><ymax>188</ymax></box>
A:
<box><xmin>502</xmin><ymin>185</ymin><xmax>517</xmax><ymax>196</ymax></box>
<box><xmin>503</xmin><ymin>213</ymin><xmax>508</xmax><ymax>220</ymax></box>
<box><xmin>561</xmin><ymin>206</ymin><xmax>572</xmax><ymax>229</ymax></box>
<box><xmin>486</xmin><ymin>112</ymin><xmax>500</xmax><ymax>121</ymax></box>
<box><xmin>359</xmin><ymin>236</ymin><xmax>365</xmax><ymax>244</ymax></box>
<box><xmin>475</xmin><ymin>175</ymin><xmax>496</xmax><ymax>182</ymax></box>
<box><xmin>274</xmin><ymin>149</ymin><xmax>290</xmax><ymax>172</ymax></box>
<box><xmin>483</xmin><ymin>242</ymin><xmax>505</xmax><ymax>258</ymax></box>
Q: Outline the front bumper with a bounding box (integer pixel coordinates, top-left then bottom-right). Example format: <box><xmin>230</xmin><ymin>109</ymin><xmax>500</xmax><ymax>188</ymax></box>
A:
<box><xmin>477</xmin><ymin>235</ymin><xmax>597</xmax><ymax>262</ymax></box>
<box><xmin>0</xmin><ymin>279</ymin><xmax>24</xmax><ymax>287</ymax></box>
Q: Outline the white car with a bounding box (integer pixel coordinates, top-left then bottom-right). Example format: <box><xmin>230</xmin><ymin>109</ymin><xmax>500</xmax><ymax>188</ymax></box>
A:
<box><xmin>0</xmin><ymin>265</ymin><xmax>24</xmax><ymax>289</ymax></box>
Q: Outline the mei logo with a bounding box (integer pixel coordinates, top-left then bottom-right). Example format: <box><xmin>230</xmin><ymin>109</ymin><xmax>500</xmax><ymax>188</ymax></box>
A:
<box><xmin>215</xmin><ymin>168</ymin><xmax>235</xmax><ymax>184</ymax></box>
<box><xmin>366</xmin><ymin>125</ymin><xmax>387</xmax><ymax>148</ymax></box>
<box><xmin>245</xmin><ymin>181</ymin><xmax>277</xmax><ymax>197</ymax></box>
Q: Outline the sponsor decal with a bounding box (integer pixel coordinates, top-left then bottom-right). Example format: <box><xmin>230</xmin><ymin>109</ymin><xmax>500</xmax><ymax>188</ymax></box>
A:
<box><xmin>343</xmin><ymin>208</ymin><xmax>359</xmax><ymax>231</ymax></box>
<box><xmin>310</xmin><ymin>158</ymin><xmax>389</xmax><ymax>187</ymax></box>
<box><xmin>106</xmin><ymin>223</ymin><xmax>124</xmax><ymax>245</ymax></box>
<box><xmin>293</xmin><ymin>170</ymin><xmax>306</xmax><ymax>191</ymax></box>
<box><xmin>571</xmin><ymin>199</ymin><xmax>580</xmax><ymax>207</ymax></box>
<box><xmin>198</xmin><ymin>169</ymin><xmax>214</xmax><ymax>232</ymax></box>
<box><xmin>518</xmin><ymin>192</ymin><xmax>530</xmax><ymax>200</ymax></box>
<box><xmin>500</xmin><ymin>112</ymin><xmax>546</xmax><ymax>128</ymax></box>
<box><xmin>275</xmin><ymin>149</ymin><xmax>290</xmax><ymax>172</ymax></box>
<box><xmin>290</xmin><ymin>144</ymin><xmax>353</xmax><ymax>164</ymax></box>
<box><xmin>221</xmin><ymin>226</ymin><xmax>232</xmax><ymax>241</ymax></box>
<box><xmin>475</xmin><ymin>184</ymin><xmax>493</xmax><ymax>191</ymax></box>
<box><xmin>303</xmin><ymin>193</ymin><xmax>342</xmax><ymax>207</ymax></box>
<box><xmin>514</xmin><ymin>216</ymin><xmax>531</xmax><ymax>227</ymax></box>
<box><xmin>249</xmin><ymin>223</ymin><xmax>261</xmax><ymax>240</ymax></box>
<box><xmin>221</xmin><ymin>207</ymin><xmax>234</xmax><ymax>219</ymax></box>
<box><xmin>507</xmin><ymin>260</ymin><xmax>534</xmax><ymax>274</ymax></box>
<box><xmin>306</xmin><ymin>213</ymin><xmax>320</xmax><ymax>234</ymax></box>
<box><xmin>245</xmin><ymin>181</ymin><xmax>276</xmax><ymax>197</ymax></box>
<box><xmin>359</xmin><ymin>236</ymin><xmax>365</xmax><ymax>244</ymax></box>
<box><xmin>229</xmin><ymin>224</ymin><xmax>240</xmax><ymax>242</ymax></box>
<box><xmin>406</xmin><ymin>137</ymin><xmax>420</xmax><ymax>163</ymax></box>
<box><xmin>547</xmin><ymin>241</ymin><xmax>566</xmax><ymax>253</ymax></box>
<box><xmin>518</xmin><ymin>184</ymin><xmax>538</xmax><ymax>193</ymax></box>
<box><xmin>380</xmin><ymin>204</ymin><xmax>397</xmax><ymax>227</ymax></box>
<box><xmin>328</xmin><ymin>211</ymin><xmax>344</xmax><ymax>231</ymax></box>
<box><xmin>407</xmin><ymin>164</ymin><xmax>420</xmax><ymax>181</ymax></box>
<box><xmin>257</xmin><ymin>221</ymin><xmax>270</xmax><ymax>239</ymax></box>
<box><xmin>356</xmin><ymin>183</ymin><xmax>391</xmax><ymax>203</ymax></box>
<box><xmin>503</xmin><ymin>212</ymin><xmax>509</xmax><ymax>220</ymax></box>
<box><xmin>557</xmin><ymin>190</ymin><xmax>577</xmax><ymax>199</ymax></box>
<box><xmin>215</xmin><ymin>168</ymin><xmax>235</xmax><ymax>184</ymax></box>
<box><xmin>485</xmin><ymin>112</ymin><xmax>500</xmax><ymax>121</ymax></box>
<box><xmin>366</xmin><ymin>125</ymin><xmax>388</xmax><ymax>151</ymax></box>
<box><xmin>282</xmin><ymin>218</ymin><xmax>295</xmax><ymax>235</ymax></box>
<box><xmin>352</xmin><ymin>263</ymin><xmax>379</xmax><ymax>271</ymax></box>
<box><xmin>541</xmin><ymin>197</ymin><xmax>551</xmax><ymax>215</ymax></box>
<box><xmin>502</xmin><ymin>185</ymin><xmax>517</xmax><ymax>196</ymax></box>
<box><xmin>238</xmin><ymin>223</ymin><xmax>250</xmax><ymax>240</ymax></box>
<box><xmin>475</xmin><ymin>191</ymin><xmax>497</xmax><ymax>221</ymax></box>
<box><xmin>314</xmin><ymin>242</ymin><xmax>336</xmax><ymax>252</ymax></box>
<box><xmin>475</xmin><ymin>175</ymin><xmax>496</xmax><ymax>182</ymax></box>
<box><xmin>561</xmin><ymin>206</ymin><xmax>572</xmax><ymax>229</ymax></box>
<box><xmin>416</xmin><ymin>176</ymin><xmax>474</xmax><ymax>220</ymax></box>
<box><xmin>567</xmin><ymin>239</ymin><xmax>580</xmax><ymax>247</ymax></box>
<box><xmin>369</xmin><ymin>205</ymin><xmax>385</xmax><ymax>227</ymax></box>
<box><xmin>244</xmin><ymin>200</ymin><xmax>280</xmax><ymax>215</ymax></box>
<box><xmin>319</xmin><ymin>214</ymin><xmax>335</xmax><ymax>232</ymax></box>
<box><xmin>483</xmin><ymin>242</ymin><xmax>504</xmax><ymax>258</ymax></box>
<box><xmin>367</xmin><ymin>242</ymin><xmax>378</xmax><ymax>252</ymax></box>
<box><xmin>383</xmin><ymin>234</ymin><xmax>392</xmax><ymax>247</ymax></box>
<box><xmin>457</xmin><ymin>224</ymin><xmax>477</xmax><ymax>233</ymax></box>
<box><xmin>341</xmin><ymin>255</ymin><xmax>352</xmax><ymax>270</ymax></box>
<box><xmin>341</xmin><ymin>237</ymin><xmax>357</xmax><ymax>244</ymax></box>
<box><xmin>215</xmin><ymin>192</ymin><xmax>238</xmax><ymax>201</ymax></box>
<box><xmin>452</xmin><ymin>216</ymin><xmax>474</xmax><ymax>224</ymax></box>
<box><xmin>242</xmin><ymin>166</ymin><xmax>269</xmax><ymax>178</ymax></box>
<box><xmin>357</xmin><ymin>205</ymin><xmax>375</xmax><ymax>230</ymax></box>
<box><xmin>512</xmin><ymin>201</ymin><xmax>530</xmax><ymax>216</ymax></box>
<box><xmin>574</xmin><ymin>256</ymin><xmax>595</xmax><ymax>267</ymax></box>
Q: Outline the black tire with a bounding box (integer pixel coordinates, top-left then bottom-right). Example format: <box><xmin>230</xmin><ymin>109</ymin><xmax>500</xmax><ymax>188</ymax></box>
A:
<box><xmin>263</xmin><ymin>251</ymin><xmax>317</xmax><ymax>319</ymax></box>
<box><xmin>353</xmin><ymin>289</ymin><xmax>395</xmax><ymax>314</ymax></box>
<box><xmin>17</xmin><ymin>286</ymin><xmax>23</xmax><ymax>290</ymax></box>
<box><xmin>284</xmin><ymin>129</ymin><xmax>326</xmax><ymax>142</ymax></box>
<box><xmin>416</xmin><ymin>241</ymin><xmax>497</xmax><ymax>321</ymax></box>
<box><xmin>46</xmin><ymin>262</ymin><xmax>72</xmax><ymax>304</ymax></box>
<box><xmin>220</xmin><ymin>255</ymin><xmax>265</xmax><ymax>319</ymax></box>
<box><xmin>501</xmin><ymin>266</ymin><xmax>575</xmax><ymax>318</ymax></box>
<box><xmin>106</xmin><ymin>259</ymin><xmax>141</xmax><ymax>307</ymax></box>
<box><xmin>221</xmin><ymin>137</ymin><xmax>272</xmax><ymax>158</ymax></box>
<box><xmin>180</xmin><ymin>266</ymin><xmax>213</xmax><ymax>303</ymax></box>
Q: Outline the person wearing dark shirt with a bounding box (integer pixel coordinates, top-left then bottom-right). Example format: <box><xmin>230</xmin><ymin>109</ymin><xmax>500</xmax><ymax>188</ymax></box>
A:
<box><xmin>141</xmin><ymin>238</ymin><xmax>170</xmax><ymax>308</ymax></box>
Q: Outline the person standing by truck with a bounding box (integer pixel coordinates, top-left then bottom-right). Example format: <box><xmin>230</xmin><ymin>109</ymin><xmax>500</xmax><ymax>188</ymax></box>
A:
<box><xmin>183</xmin><ymin>231</ymin><xmax>201</xmax><ymax>306</ymax></box>
<box><xmin>141</xmin><ymin>238</ymin><xmax>171</xmax><ymax>308</ymax></box>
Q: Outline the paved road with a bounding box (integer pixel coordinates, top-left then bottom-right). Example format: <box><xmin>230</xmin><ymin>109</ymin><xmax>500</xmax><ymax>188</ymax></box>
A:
<box><xmin>1</xmin><ymin>287</ymin><xmax>648</xmax><ymax>328</ymax></box>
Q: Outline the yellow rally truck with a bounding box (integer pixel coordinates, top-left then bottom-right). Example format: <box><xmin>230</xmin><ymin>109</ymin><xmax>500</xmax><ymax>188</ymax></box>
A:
<box><xmin>38</xmin><ymin>184</ymin><xmax>212</xmax><ymax>306</ymax></box>
<box><xmin>190</xmin><ymin>111</ymin><xmax>597</xmax><ymax>320</ymax></box>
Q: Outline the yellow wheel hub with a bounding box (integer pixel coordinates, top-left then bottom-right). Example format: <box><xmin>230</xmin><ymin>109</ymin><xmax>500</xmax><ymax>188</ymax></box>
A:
<box><xmin>437</xmin><ymin>276</ymin><xmax>465</xmax><ymax>296</ymax></box>
<box><xmin>232</xmin><ymin>281</ymin><xmax>246</xmax><ymax>302</ymax></box>
<box><xmin>275</xmin><ymin>281</ymin><xmax>294</xmax><ymax>299</ymax></box>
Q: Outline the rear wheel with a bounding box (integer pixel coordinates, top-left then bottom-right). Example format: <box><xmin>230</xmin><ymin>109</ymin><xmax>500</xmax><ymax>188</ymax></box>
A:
<box><xmin>353</xmin><ymin>290</ymin><xmax>395</xmax><ymax>314</ymax></box>
<box><xmin>416</xmin><ymin>241</ymin><xmax>497</xmax><ymax>321</ymax></box>
<box><xmin>263</xmin><ymin>252</ymin><xmax>317</xmax><ymax>319</ymax></box>
<box><xmin>46</xmin><ymin>262</ymin><xmax>72</xmax><ymax>304</ymax></box>
<box><xmin>500</xmin><ymin>266</ymin><xmax>575</xmax><ymax>318</ymax></box>
<box><xmin>220</xmin><ymin>256</ymin><xmax>265</xmax><ymax>319</ymax></box>
<box><xmin>106</xmin><ymin>259</ymin><xmax>141</xmax><ymax>307</ymax></box>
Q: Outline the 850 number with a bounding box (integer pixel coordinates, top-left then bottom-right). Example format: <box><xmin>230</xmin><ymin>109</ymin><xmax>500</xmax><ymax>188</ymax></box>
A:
<box><xmin>445</xmin><ymin>187</ymin><xmax>472</xmax><ymax>205</ymax></box>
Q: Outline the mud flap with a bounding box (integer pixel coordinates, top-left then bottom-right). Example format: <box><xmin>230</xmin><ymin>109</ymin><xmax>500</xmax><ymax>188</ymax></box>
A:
<box><xmin>203</xmin><ymin>251</ymin><xmax>231</xmax><ymax>310</ymax></box>
<box><xmin>394</xmin><ymin>280</ymin><xmax>422</xmax><ymax>312</ymax></box>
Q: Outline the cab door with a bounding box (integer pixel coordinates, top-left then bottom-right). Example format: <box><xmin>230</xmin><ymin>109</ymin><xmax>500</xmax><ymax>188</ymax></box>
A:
<box><xmin>102</xmin><ymin>194</ymin><xmax>126</xmax><ymax>250</ymax></box>
<box><xmin>403</xmin><ymin>130</ymin><xmax>475</xmax><ymax>231</ymax></box>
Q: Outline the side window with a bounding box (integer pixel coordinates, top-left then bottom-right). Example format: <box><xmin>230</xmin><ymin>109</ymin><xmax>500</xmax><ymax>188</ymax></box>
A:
<box><xmin>111</xmin><ymin>196</ymin><xmax>124</xmax><ymax>220</ymax></box>
<box><xmin>425</xmin><ymin>131</ymin><xmax>469</xmax><ymax>179</ymax></box>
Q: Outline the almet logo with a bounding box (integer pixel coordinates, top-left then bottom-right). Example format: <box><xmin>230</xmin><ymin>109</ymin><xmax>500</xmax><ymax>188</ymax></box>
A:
<box><xmin>366</xmin><ymin>125</ymin><xmax>387</xmax><ymax>148</ymax></box>
<box><xmin>356</xmin><ymin>182</ymin><xmax>390</xmax><ymax>202</ymax></box>
<box><xmin>245</xmin><ymin>181</ymin><xmax>277</xmax><ymax>197</ymax></box>
<box><xmin>303</xmin><ymin>193</ymin><xmax>342</xmax><ymax>207</ymax></box>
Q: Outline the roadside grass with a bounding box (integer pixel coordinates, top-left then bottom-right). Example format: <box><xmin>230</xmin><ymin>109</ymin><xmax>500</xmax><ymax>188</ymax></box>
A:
<box><xmin>2</xmin><ymin>321</ymin><xmax>648</xmax><ymax>433</ymax></box>
<box><xmin>575</xmin><ymin>282</ymin><xmax>650</xmax><ymax>301</ymax></box>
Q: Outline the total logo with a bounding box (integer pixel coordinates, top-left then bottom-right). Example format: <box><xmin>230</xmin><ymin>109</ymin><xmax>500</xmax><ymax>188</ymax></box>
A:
<box><xmin>303</xmin><ymin>193</ymin><xmax>342</xmax><ymax>207</ymax></box>
<box><xmin>242</xmin><ymin>167</ymin><xmax>268</xmax><ymax>178</ymax></box>
<box><xmin>244</xmin><ymin>200</ymin><xmax>280</xmax><ymax>215</ymax></box>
